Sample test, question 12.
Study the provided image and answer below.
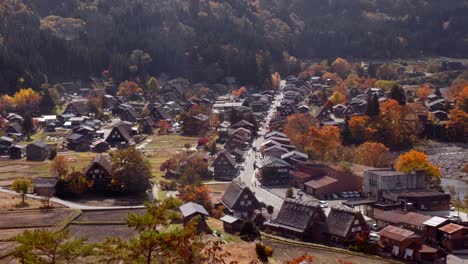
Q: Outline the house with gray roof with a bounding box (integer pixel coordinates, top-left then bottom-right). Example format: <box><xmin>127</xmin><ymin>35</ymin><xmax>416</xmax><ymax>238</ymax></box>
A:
<box><xmin>265</xmin><ymin>199</ymin><xmax>327</xmax><ymax>241</ymax></box>
<box><xmin>326</xmin><ymin>205</ymin><xmax>368</xmax><ymax>246</ymax></box>
<box><xmin>221</xmin><ymin>180</ymin><xmax>260</xmax><ymax>220</ymax></box>
<box><xmin>256</xmin><ymin>156</ymin><xmax>292</xmax><ymax>185</ymax></box>
<box><xmin>212</xmin><ymin>151</ymin><xmax>238</xmax><ymax>181</ymax></box>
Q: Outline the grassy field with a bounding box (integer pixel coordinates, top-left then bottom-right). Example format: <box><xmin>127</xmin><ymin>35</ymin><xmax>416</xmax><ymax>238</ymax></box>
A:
<box><xmin>206</xmin><ymin>218</ymin><xmax>242</xmax><ymax>243</ymax></box>
<box><xmin>143</xmin><ymin>134</ymin><xmax>198</xmax><ymax>182</ymax></box>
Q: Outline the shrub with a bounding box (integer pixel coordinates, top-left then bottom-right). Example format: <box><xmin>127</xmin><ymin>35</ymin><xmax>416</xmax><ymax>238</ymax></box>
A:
<box><xmin>240</xmin><ymin>220</ymin><xmax>260</xmax><ymax>241</ymax></box>
<box><xmin>255</xmin><ymin>243</ymin><xmax>273</xmax><ymax>261</ymax></box>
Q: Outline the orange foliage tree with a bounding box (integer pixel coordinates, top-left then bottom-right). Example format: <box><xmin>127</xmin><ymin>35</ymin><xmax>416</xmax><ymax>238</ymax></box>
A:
<box><xmin>446</xmin><ymin>109</ymin><xmax>468</xmax><ymax>141</ymax></box>
<box><xmin>305</xmin><ymin>126</ymin><xmax>341</xmax><ymax>161</ymax></box>
<box><xmin>416</xmin><ymin>84</ymin><xmax>432</xmax><ymax>100</ymax></box>
<box><xmin>355</xmin><ymin>142</ymin><xmax>389</xmax><ymax>167</ymax></box>
<box><xmin>157</xmin><ymin>120</ymin><xmax>170</xmax><ymax>134</ymax></box>
<box><xmin>178</xmin><ymin>184</ymin><xmax>213</xmax><ymax>213</ymax></box>
<box><xmin>117</xmin><ymin>81</ymin><xmax>142</xmax><ymax>97</ymax></box>
<box><xmin>322</xmin><ymin>72</ymin><xmax>343</xmax><ymax>86</ymax></box>
<box><xmin>348</xmin><ymin>115</ymin><xmax>377</xmax><ymax>143</ymax></box>
<box><xmin>395</xmin><ymin>150</ymin><xmax>441</xmax><ymax>186</ymax></box>
<box><xmin>378</xmin><ymin>99</ymin><xmax>421</xmax><ymax>147</ymax></box>
<box><xmin>456</xmin><ymin>86</ymin><xmax>468</xmax><ymax>112</ymax></box>
<box><xmin>332</xmin><ymin>57</ymin><xmax>352</xmax><ymax>78</ymax></box>
<box><xmin>283</xmin><ymin>113</ymin><xmax>318</xmax><ymax>151</ymax></box>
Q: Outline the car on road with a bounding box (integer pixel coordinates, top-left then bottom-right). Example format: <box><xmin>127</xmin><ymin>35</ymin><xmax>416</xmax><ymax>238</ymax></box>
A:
<box><xmin>332</xmin><ymin>193</ymin><xmax>339</xmax><ymax>199</ymax></box>
<box><xmin>319</xmin><ymin>201</ymin><xmax>328</xmax><ymax>208</ymax></box>
<box><xmin>236</xmin><ymin>165</ymin><xmax>245</xmax><ymax>171</ymax></box>
<box><xmin>450</xmin><ymin>205</ymin><xmax>455</xmax><ymax>211</ymax></box>
<box><xmin>369</xmin><ymin>232</ymin><xmax>380</xmax><ymax>243</ymax></box>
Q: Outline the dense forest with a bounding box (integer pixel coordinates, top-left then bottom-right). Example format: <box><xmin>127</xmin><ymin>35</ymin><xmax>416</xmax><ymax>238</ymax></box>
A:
<box><xmin>1</xmin><ymin>0</ymin><xmax>468</xmax><ymax>92</ymax></box>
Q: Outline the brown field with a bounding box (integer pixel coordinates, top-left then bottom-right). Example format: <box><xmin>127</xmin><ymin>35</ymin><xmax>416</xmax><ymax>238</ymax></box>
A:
<box><xmin>0</xmin><ymin>192</ymin><xmax>63</xmax><ymax>210</ymax></box>
<box><xmin>264</xmin><ymin>239</ymin><xmax>397</xmax><ymax>264</ymax></box>
<box><xmin>68</xmin><ymin>224</ymin><xmax>137</xmax><ymax>243</ymax></box>
<box><xmin>143</xmin><ymin>134</ymin><xmax>198</xmax><ymax>181</ymax></box>
<box><xmin>75</xmin><ymin>209</ymin><xmax>146</xmax><ymax>223</ymax></box>
<box><xmin>0</xmin><ymin>209</ymin><xmax>76</xmax><ymax>229</ymax></box>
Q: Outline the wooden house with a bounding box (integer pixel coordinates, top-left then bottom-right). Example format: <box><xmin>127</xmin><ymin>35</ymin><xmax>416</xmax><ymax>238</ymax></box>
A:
<box><xmin>34</xmin><ymin>177</ymin><xmax>58</xmax><ymax>197</ymax></box>
<box><xmin>439</xmin><ymin>223</ymin><xmax>468</xmax><ymax>252</ymax></box>
<box><xmin>221</xmin><ymin>180</ymin><xmax>261</xmax><ymax>220</ymax></box>
<box><xmin>67</xmin><ymin>133</ymin><xmax>92</xmax><ymax>152</ymax></box>
<box><xmin>5</xmin><ymin>123</ymin><xmax>23</xmax><ymax>139</ymax></box>
<box><xmin>105</xmin><ymin>123</ymin><xmax>133</xmax><ymax>148</ymax></box>
<box><xmin>179</xmin><ymin>202</ymin><xmax>211</xmax><ymax>234</ymax></box>
<box><xmin>212</xmin><ymin>151</ymin><xmax>238</xmax><ymax>181</ymax></box>
<box><xmin>265</xmin><ymin>199</ymin><xmax>327</xmax><ymax>241</ymax></box>
<box><xmin>326</xmin><ymin>205</ymin><xmax>369</xmax><ymax>246</ymax></box>
<box><xmin>139</xmin><ymin>117</ymin><xmax>155</xmax><ymax>134</ymax></box>
<box><xmin>84</xmin><ymin>154</ymin><xmax>112</xmax><ymax>190</ymax></box>
<box><xmin>90</xmin><ymin>140</ymin><xmax>110</xmax><ymax>153</ymax></box>
<box><xmin>119</xmin><ymin>107</ymin><xmax>140</xmax><ymax>123</ymax></box>
<box><xmin>423</xmin><ymin>216</ymin><xmax>450</xmax><ymax>246</ymax></box>
<box><xmin>26</xmin><ymin>142</ymin><xmax>49</xmax><ymax>161</ymax></box>
<box><xmin>63</xmin><ymin>101</ymin><xmax>90</xmax><ymax>117</ymax></box>
<box><xmin>378</xmin><ymin>225</ymin><xmax>424</xmax><ymax>261</ymax></box>
<box><xmin>256</xmin><ymin>156</ymin><xmax>292</xmax><ymax>185</ymax></box>
<box><xmin>220</xmin><ymin>215</ymin><xmax>243</xmax><ymax>234</ymax></box>
<box><xmin>9</xmin><ymin>145</ymin><xmax>23</xmax><ymax>159</ymax></box>
<box><xmin>151</xmin><ymin>105</ymin><xmax>171</xmax><ymax>121</ymax></box>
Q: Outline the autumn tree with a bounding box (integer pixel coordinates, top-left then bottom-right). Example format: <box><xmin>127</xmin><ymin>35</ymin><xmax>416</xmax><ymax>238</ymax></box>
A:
<box><xmin>446</xmin><ymin>109</ymin><xmax>468</xmax><ymax>141</ymax></box>
<box><xmin>180</xmin><ymin>154</ymin><xmax>209</xmax><ymax>185</ymax></box>
<box><xmin>11</xmin><ymin>178</ymin><xmax>31</xmax><ymax>206</ymax></box>
<box><xmin>332</xmin><ymin>58</ymin><xmax>352</xmax><ymax>79</ymax></box>
<box><xmin>395</xmin><ymin>150</ymin><xmax>441</xmax><ymax>186</ymax></box>
<box><xmin>390</xmin><ymin>84</ymin><xmax>406</xmax><ymax>105</ymax></box>
<box><xmin>22</xmin><ymin>113</ymin><xmax>35</xmax><ymax>140</ymax></box>
<box><xmin>65</xmin><ymin>171</ymin><xmax>88</xmax><ymax>196</ymax></box>
<box><xmin>329</xmin><ymin>91</ymin><xmax>346</xmax><ymax>105</ymax></box>
<box><xmin>376</xmin><ymin>64</ymin><xmax>395</xmax><ymax>80</ymax></box>
<box><xmin>117</xmin><ymin>81</ymin><xmax>142</xmax><ymax>97</ymax></box>
<box><xmin>355</xmin><ymin>142</ymin><xmax>389</xmax><ymax>167</ymax></box>
<box><xmin>456</xmin><ymin>86</ymin><xmax>468</xmax><ymax>112</ymax></box>
<box><xmin>111</xmin><ymin>147</ymin><xmax>151</xmax><ymax>194</ymax></box>
<box><xmin>87</xmin><ymin>96</ymin><xmax>103</xmax><ymax>118</ymax></box>
<box><xmin>286</xmin><ymin>255</ymin><xmax>316</xmax><ymax>264</ymax></box>
<box><xmin>348</xmin><ymin>115</ymin><xmax>377</xmax><ymax>144</ymax></box>
<box><xmin>416</xmin><ymin>84</ymin><xmax>432</xmax><ymax>101</ymax></box>
<box><xmin>98</xmin><ymin>198</ymin><xmax>203</xmax><ymax>264</ymax></box>
<box><xmin>50</xmin><ymin>155</ymin><xmax>69</xmax><ymax>178</ymax></box>
<box><xmin>14</xmin><ymin>229</ymin><xmax>91</xmax><ymax>264</ymax></box>
<box><xmin>378</xmin><ymin>99</ymin><xmax>421</xmax><ymax>147</ymax></box>
<box><xmin>157</xmin><ymin>120</ymin><xmax>170</xmax><ymax>134</ymax></box>
<box><xmin>283</xmin><ymin>113</ymin><xmax>318</xmax><ymax>150</ymax></box>
<box><xmin>10</xmin><ymin>88</ymin><xmax>42</xmax><ymax>114</ymax></box>
<box><xmin>178</xmin><ymin>184</ymin><xmax>213</xmax><ymax>213</ymax></box>
<box><xmin>305</xmin><ymin>126</ymin><xmax>341</xmax><ymax>161</ymax></box>
<box><xmin>271</xmin><ymin>72</ymin><xmax>281</xmax><ymax>90</ymax></box>
<box><xmin>145</xmin><ymin>76</ymin><xmax>160</xmax><ymax>97</ymax></box>
<box><xmin>39</xmin><ymin>89</ymin><xmax>56</xmax><ymax>114</ymax></box>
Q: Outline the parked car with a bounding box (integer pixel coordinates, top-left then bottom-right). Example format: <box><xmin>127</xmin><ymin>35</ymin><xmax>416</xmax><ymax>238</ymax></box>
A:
<box><xmin>369</xmin><ymin>232</ymin><xmax>380</xmax><ymax>242</ymax></box>
<box><xmin>450</xmin><ymin>205</ymin><xmax>455</xmax><ymax>211</ymax></box>
<box><xmin>371</xmin><ymin>224</ymin><xmax>379</xmax><ymax>231</ymax></box>
<box><xmin>341</xmin><ymin>192</ymin><xmax>349</xmax><ymax>199</ymax></box>
<box><xmin>332</xmin><ymin>193</ymin><xmax>338</xmax><ymax>199</ymax></box>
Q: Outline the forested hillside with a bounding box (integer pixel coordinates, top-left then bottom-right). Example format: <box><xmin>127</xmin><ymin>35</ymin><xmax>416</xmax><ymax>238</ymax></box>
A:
<box><xmin>1</xmin><ymin>0</ymin><xmax>468</xmax><ymax>92</ymax></box>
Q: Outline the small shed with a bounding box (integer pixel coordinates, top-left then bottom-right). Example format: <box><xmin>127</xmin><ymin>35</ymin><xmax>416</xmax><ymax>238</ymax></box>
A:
<box><xmin>179</xmin><ymin>202</ymin><xmax>211</xmax><ymax>234</ymax></box>
<box><xmin>9</xmin><ymin>145</ymin><xmax>23</xmax><ymax>159</ymax></box>
<box><xmin>34</xmin><ymin>177</ymin><xmax>58</xmax><ymax>197</ymax></box>
<box><xmin>220</xmin><ymin>215</ymin><xmax>243</xmax><ymax>234</ymax></box>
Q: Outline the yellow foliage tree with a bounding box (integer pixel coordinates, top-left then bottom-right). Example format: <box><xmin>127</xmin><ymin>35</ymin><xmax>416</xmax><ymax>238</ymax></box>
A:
<box><xmin>331</xmin><ymin>57</ymin><xmax>352</xmax><ymax>78</ymax></box>
<box><xmin>329</xmin><ymin>91</ymin><xmax>347</xmax><ymax>105</ymax></box>
<box><xmin>395</xmin><ymin>149</ymin><xmax>441</xmax><ymax>186</ymax></box>
<box><xmin>284</xmin><ymin>113</ymin><xmax>318</xmax><ymax>151</ymax></box>
<box><xmin>456</xmin><ymin>86</ymin><xmax>468</xmax><ymax>112</ymax></box>
<box><xmin>348</xmin><ymin>115</ymin><xmax>377</xmax><ymax>143</ymax></box>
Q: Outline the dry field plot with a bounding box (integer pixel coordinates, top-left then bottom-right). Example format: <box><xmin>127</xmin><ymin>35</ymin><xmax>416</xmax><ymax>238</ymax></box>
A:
<box><xmin>75</xmin><ymin>209</ymin><xmax>146</xmax><ymax>223</ymax></box>
<box><xmin>264</xmin><ymin>239</ymin><xmax>394</xmax><ymax>264</ymax></box>
<box><xmin>68</xmin><ymin>224</ymin><xmax>137</xmax><ymax>243</ymax></box>
<box><xmin>0</xmin><ymin>209</ymin><xmax>75</xmax><ymax>229</ymax></box>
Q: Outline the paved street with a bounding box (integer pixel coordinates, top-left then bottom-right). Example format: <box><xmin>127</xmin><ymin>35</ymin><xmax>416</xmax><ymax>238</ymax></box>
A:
<box><xmin>239</xmin><ymin>81</ymin><xmax>285</xmax><ymax>217</ymax></box>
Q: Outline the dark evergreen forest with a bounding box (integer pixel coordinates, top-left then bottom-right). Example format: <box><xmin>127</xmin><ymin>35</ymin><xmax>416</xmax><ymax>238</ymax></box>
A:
<box><xmin>1</xmin><ymin>0</ymin><xmax>467</xmax><ymax>92</ymax></box>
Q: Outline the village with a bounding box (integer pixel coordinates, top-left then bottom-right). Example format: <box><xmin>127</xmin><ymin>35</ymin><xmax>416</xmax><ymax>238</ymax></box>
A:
<box><xmin>0</xmin><ymin>58</ymin><xmax>467</xmax><ymax>263</ymax></box>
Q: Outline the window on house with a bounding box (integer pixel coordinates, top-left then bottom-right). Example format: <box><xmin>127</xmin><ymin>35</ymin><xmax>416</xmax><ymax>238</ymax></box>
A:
<box><xmin>247</xmin><ymin>200</ymin><xmax>252</xmax><ymax>206</ymax></box>
<box><xmin>240</xmin><ymin>201</ymin><xmax>245</xmax><ymax>206</ymax></box>
<box><xmin>244</xmin><ymin>195</ymin><xmax>248</xmax><ymax>199</ymax></box>
<box><xmin>354</xmin><ymin>219</ymin><xmax>359</xmax><ymax>225</ymax></box>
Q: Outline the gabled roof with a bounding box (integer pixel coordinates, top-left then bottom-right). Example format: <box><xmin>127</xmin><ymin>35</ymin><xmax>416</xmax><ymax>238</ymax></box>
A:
<box><xmin>273</xmin><ymin>199</ymin><xmax>324</xmax><ymax>232</ymax></box>
<box><xmin>68</xmin><ymin>101</ymin><xmax>89</xmax><ymax>115</ymax></box>
<box><xmin>232</xmin><ymin>120</ymin><xmax>254</xmax><ymax>128</ymax></box>
<box><xmin>34</xmin><ymin>177</ymin><xmax>58</xmax><ymax>188</ymax></box>
<box><xmin>263</xmin><ymin>145</ymin><xmax>289</xmax><ymax>154</ymax></box>
<box><xmin>0</xmin><ymin>136</ymin><xmax>14</xmax><ymax>143</ymax></box>
<box><xmin>67</xmin><ymin>133</ymin><xmax>84</xmax><ymax>141</ymax></box>
<box><xmin>8</xmin><ymin>123</ymin><xmax>22</xmax><ymax>133</ymax></box>
<box><xmin>379</xmin><ymin>225</ymin><xmax>418</xmax><ymax>242</ymax></box>
<box><xmin>256</xmin><ymin>156</ymin><xmax>291</xmax><ymax>169</ymax></box>
<box><xmin>304</xmin><ymin>176</ymin><xmax>338</xmax><ymax>189</ymax></box>
<box><xmin>179</xmin><ymin>202</ymin><xmax>209</xmax><ymax>217</ymax></box>
<box><xmin>214</xmin><ymin>151</ymin><xmax>236</xmax><ymax>168</ymax></box>
<box><xmin>439</xmin><ymin>223</ymin><xmax>466</xmax><ymax>234</ymax></box>
<box><xmin>85</xmin><ymin>154</ymin><xmax>112</xmax><ymax>174</ymax></box>
<box><xmin>221</xmin><ymin>180</ymin><xmax>248</xmax><ymax>210</ymax></box>
<box><xmin>153</xmin><ymin>105</ymin><xmax>171</xmax><ymax>120</ymax></box>
<box><xmin>28</xmin><ymin>141</ymin><xmax>47</xmax><ymax>149</ymax></box>
<box><xmin>265</xmin><ymin>131</ymin><xmax>288</xmax><ymax>139</ymax></box>
<box><xmin>220</xmin><ymin>214</ymin><xmax>241</xmax><ymax>224</ymax></box>
<box><xmin>423</xmin><ymin>216</ymin><xmax>448</xmax><ymax>227</ymax></box>
<box><xmin>281</xmin><ymin>151</ymin><xmax>308</xmax><ymax>160</ymax></box>
<box><xmin>327</xmin><ymin>205</ymin><xmax>362</xmax><ymax>238</ymax></box>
